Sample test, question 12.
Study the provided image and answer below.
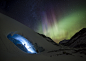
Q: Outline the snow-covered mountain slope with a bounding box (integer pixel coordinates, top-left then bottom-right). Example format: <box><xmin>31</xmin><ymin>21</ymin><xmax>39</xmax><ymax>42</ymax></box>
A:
<box><xmin>0</xmin><ymin>13</ymin><xmax>86</xmax><ymax>61</ymax></box>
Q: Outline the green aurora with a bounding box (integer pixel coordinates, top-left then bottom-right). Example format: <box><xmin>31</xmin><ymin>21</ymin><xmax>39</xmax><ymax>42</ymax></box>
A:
<box><xmin>37</xmin><ymin>8</ymin><xmax>86</xmax><ymax>43</ymax></box>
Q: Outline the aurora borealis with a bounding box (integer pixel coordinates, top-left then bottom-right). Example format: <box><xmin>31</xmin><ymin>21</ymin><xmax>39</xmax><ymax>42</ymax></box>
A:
<box><xmin>0</xmin><ymin>0</ymin><xmax>86</xmax><ymax>43</ymax></box>
<box><xmin>37</xmin><ymin>9</ymin><xmax>86</xmax><ymax>43</ymax></box>
<box><xmin>36</xmin><ymin>0</ymin><xmax>86</xmax><ymax>43</ymax></box>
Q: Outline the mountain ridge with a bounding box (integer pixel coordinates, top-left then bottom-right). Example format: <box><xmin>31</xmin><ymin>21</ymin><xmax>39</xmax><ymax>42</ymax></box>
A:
<box><xmin>59</xmin><ymin>28</ymin><xmax>86</xmax><ymax>48</ymax></box>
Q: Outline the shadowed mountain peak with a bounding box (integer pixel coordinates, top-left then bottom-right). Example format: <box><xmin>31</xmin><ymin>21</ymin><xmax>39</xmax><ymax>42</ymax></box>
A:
<box><xmin>60</xmin><ymin>28</ymin><xmax>86</xmax><ymax>48</ymax></box>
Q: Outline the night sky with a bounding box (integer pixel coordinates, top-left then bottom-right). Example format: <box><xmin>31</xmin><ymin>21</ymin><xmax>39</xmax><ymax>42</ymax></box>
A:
<box><xmin>0</xmin><ymin>0</ymin><xmax>86</xmax><ymax>43</ymax></box>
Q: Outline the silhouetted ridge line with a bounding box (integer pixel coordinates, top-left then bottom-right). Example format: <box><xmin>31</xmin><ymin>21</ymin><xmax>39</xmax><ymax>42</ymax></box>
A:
<box><xmin>37</xmin><ymin>33</ymin><xmax>59</xmax><ymax>46</ymax></box>
<box><xmin>60</xmin><ymin>28</ymin><xmax>86</xmax><ymax>48</ymax></box>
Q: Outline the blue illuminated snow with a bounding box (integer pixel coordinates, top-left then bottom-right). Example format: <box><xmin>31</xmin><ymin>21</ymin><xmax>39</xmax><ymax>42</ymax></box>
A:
<box><xmin>7</xmin><ymin>34</ymin><xmax>37</xmax><ymax>54</ymax></box>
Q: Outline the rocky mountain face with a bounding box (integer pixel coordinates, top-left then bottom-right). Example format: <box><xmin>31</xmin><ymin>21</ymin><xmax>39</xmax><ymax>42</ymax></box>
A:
<box><xmin>59</xmin><ymin>28</ymin><xmax>86</xmax><ymax>48</ymax></box>
<box><xmin>37</xmin><ymin>33</ymin><xmax>60</xmax><ymax>46</ymax></box>
<box><xmin>37</xmin><ymin>28</ymin><xmax>86</xmax><ymax>48</ymax></box>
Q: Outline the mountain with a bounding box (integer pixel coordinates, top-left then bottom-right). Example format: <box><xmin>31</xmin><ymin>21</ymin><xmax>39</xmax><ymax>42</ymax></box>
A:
<box><xmin>37</xmin><ymin>33</ymin><xmax>59</xmax><ymax>46</ymax></box>
<box><xmin>59</xmin><ymin>28</ymin><xmax>86</xmax><ymax>48</ymax></box>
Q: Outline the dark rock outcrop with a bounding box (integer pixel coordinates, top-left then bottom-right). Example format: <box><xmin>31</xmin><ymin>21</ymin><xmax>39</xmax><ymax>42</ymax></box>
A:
<box><xmin>60</xmin><ymin>28</ymin><xmax>86</xmax><ymax>48</ymax></box>
<box><xmin>59</xmin><ymin>39</ymin><xmax>69</xmax><ymax>45</ymax></box>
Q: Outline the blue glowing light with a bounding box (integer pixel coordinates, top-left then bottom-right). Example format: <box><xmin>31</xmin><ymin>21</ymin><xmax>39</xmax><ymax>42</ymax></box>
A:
<box><xmin>7</xmin><ymin>34</ymin><xmax>37</xmax><ymax>54</ymax></box>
